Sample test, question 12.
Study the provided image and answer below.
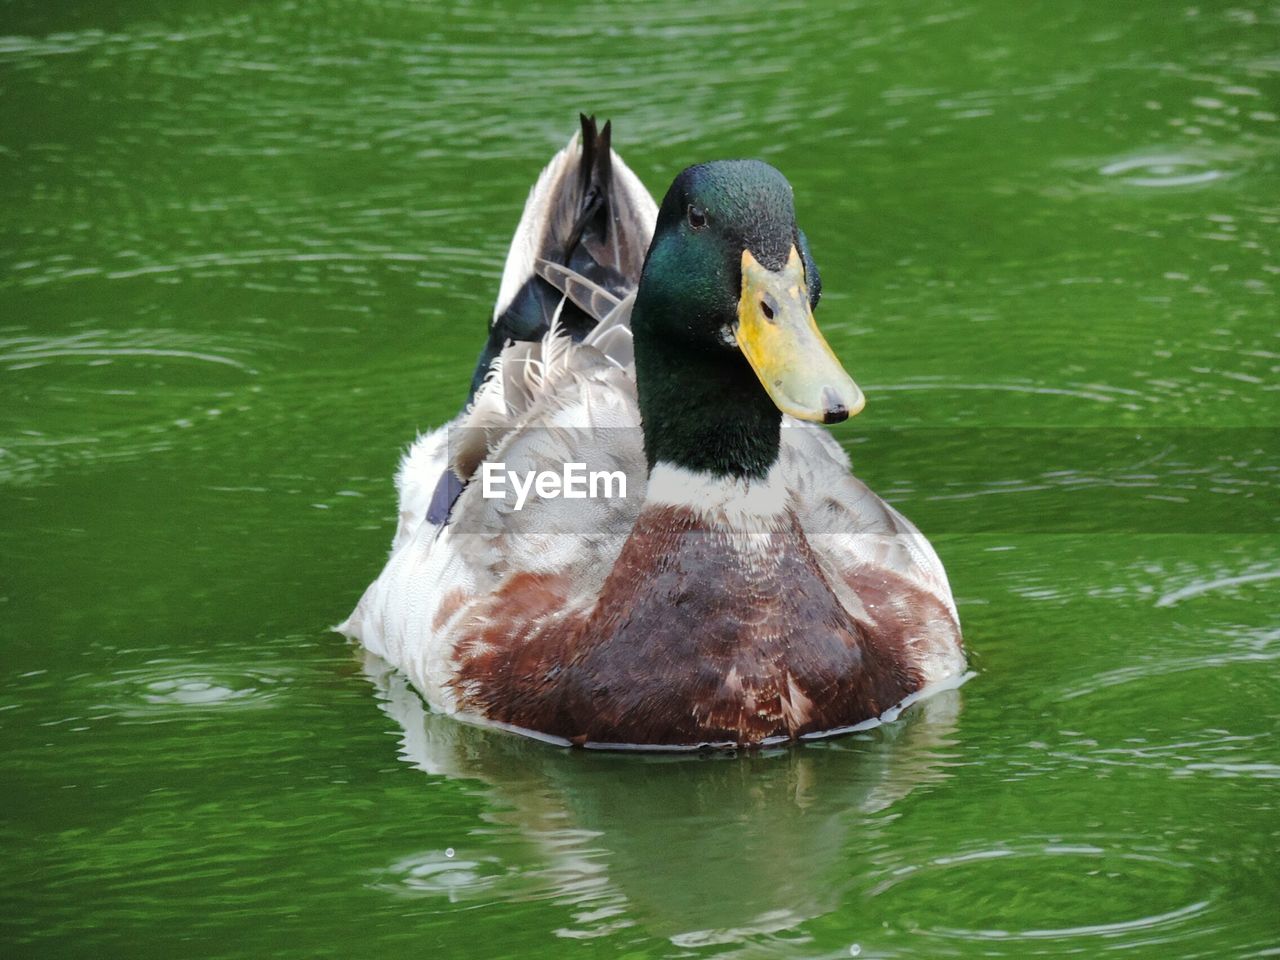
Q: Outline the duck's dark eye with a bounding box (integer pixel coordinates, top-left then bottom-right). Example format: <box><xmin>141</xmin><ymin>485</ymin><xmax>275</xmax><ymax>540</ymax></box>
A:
<box><xmin>687</xmin><ymin>204</ymin><xmax>707</xmax><ymax>230</ymax></box>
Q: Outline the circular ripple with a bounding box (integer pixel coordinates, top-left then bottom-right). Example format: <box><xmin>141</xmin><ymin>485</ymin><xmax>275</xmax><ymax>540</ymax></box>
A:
<box><xmin>99</xmin><ymin>662</ymin><xmax>291</xmax><ymax>718</ymax></box>
<box><xmin>374</xmin><ymin>850</ymin><xmax>508</xmax><ymax>902</ymax></box>
<box><xmin>869</xmin><ymin>841</ymin><xmax>1216</xmax><ymax>951</ymax></box>
<box><xmin>1099</xmin><ymin>154</ymin><xmax>1228</xmax><ymax>188</ymax></box>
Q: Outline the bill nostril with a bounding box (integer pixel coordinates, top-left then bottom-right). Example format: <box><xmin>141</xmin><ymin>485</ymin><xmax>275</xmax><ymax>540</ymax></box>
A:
<box><xmin>760</xmin><ymin>298</ymin><xmax>776</xmax><ymax>321</ymax></box>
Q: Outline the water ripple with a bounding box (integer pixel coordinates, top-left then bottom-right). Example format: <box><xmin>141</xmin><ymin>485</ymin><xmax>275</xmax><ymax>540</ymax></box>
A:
<box><xmin>0</xmin><ymin>331</ymin><xmax>264</xmax><ymax>374</ymax></box>
<box><xmin>869</xmin><ymin>379</ymin><xmax>1147</xmax><ymax>407</ymax></box>
<box><xmin>868</xmin><ymin>839</ymin><xmax>1216</xmax><ymax>951</ymax></box>
<box><xmin>373</xmin><ymin>849</ymin><xmax>509</xmax><ymax>902</ymax></box>
<box><xmin>934</xmin><ymin>899</ymin><xmax>1211</xmax><ymax>943</ymax></box>
<box><xmin>1155</xmin><ymin>568</ymin><xmax>1280</xmax><ymax>607</ymax></box>
<box><xmin>1099</xmin><ymin>153</ymin><xmax>1229</xmax><ymax>188</ymax></box>
<box><xmin>95</xmin><ymin>661</ymin><xmax>293</xmax><ymax>719</ymax></box>
<box><xmin>1059</xmin><ymin>625</ymin><xmax>1280</xmax><ymax>702</ymax></box>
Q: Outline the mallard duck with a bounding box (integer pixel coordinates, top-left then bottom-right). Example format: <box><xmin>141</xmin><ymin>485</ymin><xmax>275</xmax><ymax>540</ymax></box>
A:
<box><xmin>340</xmin><ymin>116</ymin><xmax>965</xmax><ymax>748</ymax></box>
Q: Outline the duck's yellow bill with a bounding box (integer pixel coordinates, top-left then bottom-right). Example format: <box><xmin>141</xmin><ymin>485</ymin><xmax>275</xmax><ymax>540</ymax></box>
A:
<box><xmin>735</xmin><ymin>246</ymin><xmax>864</xmax><ymax>424</ymax></box>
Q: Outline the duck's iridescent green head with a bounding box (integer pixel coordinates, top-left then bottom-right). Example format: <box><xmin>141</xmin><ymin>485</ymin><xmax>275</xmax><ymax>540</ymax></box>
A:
<box><xmin>632</xmin><ymin>160</ymin><xmax>863</xmax><ymax>478</ymax></box>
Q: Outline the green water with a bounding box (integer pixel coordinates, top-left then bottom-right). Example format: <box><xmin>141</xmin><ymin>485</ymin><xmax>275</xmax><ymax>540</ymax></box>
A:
<box><xmin>3</xmin><ymin>1</ymin><xmax>1277</xmax><ymax>956</ymax></box>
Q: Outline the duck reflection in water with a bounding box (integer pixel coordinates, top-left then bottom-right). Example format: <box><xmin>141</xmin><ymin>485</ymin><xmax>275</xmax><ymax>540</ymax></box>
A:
<box><xmin>361</xmin><ymin>651</ymin><xmax>964</xmax><ymax>946</ymax></box>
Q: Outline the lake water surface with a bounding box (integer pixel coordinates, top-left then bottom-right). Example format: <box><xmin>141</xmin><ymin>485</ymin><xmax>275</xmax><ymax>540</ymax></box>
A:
<box><xmin>3</xmin><ymin>1</ymin><xmax>1278</xmax><ymax>957</ymax></box>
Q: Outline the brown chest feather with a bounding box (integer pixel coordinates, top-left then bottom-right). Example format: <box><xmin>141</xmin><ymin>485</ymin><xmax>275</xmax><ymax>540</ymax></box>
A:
<box><xmin>452</xmin><ymin>507</ymin><xmax>921</xmax><ymax>746</ymax></box>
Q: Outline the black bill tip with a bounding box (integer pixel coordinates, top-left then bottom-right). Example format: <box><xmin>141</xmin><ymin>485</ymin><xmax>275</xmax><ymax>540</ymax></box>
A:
<box><xmin>821</xmin><ymin>387</ymin><xmax>850</xmax><ymax>424</ymax></box>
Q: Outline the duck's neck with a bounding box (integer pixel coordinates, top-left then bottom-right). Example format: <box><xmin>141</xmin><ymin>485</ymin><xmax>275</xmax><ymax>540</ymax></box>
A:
<box><xmin>633</xmin><ymin>328</ymin><xmax>782</xmax><ymax>480</ymax></box>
